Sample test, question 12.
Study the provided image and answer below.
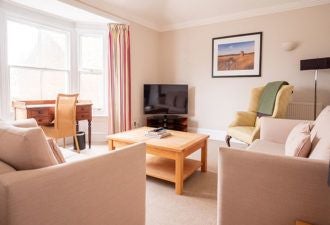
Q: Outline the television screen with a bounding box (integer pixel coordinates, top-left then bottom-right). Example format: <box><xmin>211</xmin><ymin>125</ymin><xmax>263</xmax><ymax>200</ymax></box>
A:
<box><xmin>144</xmin><ymin>84</ymin><xmax>188</xmax><ymax>114</ymax></box>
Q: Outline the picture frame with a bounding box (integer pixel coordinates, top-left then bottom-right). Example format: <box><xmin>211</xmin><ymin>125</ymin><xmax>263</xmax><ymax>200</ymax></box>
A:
<box><xmin>212</xmin><ymin>32</ymin><xmax>262</xmax><ymax>78</ymax></box>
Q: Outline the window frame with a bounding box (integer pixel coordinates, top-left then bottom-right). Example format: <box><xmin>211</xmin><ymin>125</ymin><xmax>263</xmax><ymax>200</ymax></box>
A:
<box><xmin>0</xmin><ymin>5</ymin><xmax>108</xmax><ymax>119</ymax></box>
<box><xmin>7</xmin><ymin>18</ymin><xmax>71</xmax><ymax>101</ymax></box>
<box><xmin>77</xmin><ymin>29</ymin><xmax>108</xmax><ymax>116</ymax></box>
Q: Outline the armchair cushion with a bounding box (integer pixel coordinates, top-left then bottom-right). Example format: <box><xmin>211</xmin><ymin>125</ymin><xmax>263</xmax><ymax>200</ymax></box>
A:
<box><xmin>229</xmin><ymin>111</ymin><xmax>257</xmax><ymax>127</ymax></box>
<box><xmin>0</xmin><ymin>122</ymin><xmax>58</xmax><ymax>170</ymax></box>
<box><xmin>228</xmin><ymin>126</ymin><xmax>255</xmax><ymax>144</ymax></box>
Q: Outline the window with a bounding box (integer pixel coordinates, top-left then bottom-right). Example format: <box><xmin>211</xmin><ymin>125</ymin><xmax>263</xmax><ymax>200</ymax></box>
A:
<box><xmin>79</xmin><ymin>34</ymin><xmax>106</xmax><ymax>112</ymax></box>
<box><xmin>7</xmin><ymin>20</ymin><xmax>69</xmax><ymax>101</ymax></box>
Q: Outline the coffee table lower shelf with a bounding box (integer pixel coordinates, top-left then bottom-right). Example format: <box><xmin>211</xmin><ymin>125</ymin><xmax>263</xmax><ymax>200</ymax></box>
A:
<box><xmin>146</xmin><ymin>154</ymin><xmax>201</xmax><ymax>183</ymax></box>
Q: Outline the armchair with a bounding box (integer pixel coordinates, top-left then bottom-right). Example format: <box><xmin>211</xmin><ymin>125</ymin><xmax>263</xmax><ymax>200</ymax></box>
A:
<box><xmin>226</xmin><ymin>84</ymin><xmax>293</xmax><ymax>146</ymax></box>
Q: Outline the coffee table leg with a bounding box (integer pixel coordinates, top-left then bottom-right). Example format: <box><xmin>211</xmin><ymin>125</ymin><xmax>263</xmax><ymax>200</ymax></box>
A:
<box><xmin>175</xmin><ymin>153</ymin><xmax>184</xmax><ymax>195</ymax></box>
<box><xmin>201</xmin><ymin>140</ymin><xmax>207</xmax><ymax>172</ymax></box>
<box><xmin>108</xmin><ymin>139</ymin><xmax>114</xmax><ymax>150</ymax></box>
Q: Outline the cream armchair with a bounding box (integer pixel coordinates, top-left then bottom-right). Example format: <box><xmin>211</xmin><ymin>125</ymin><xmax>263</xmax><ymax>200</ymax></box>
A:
<box><xmin>226</xmin><ymin>84</ymin><xmax>293</xmax><ymax>146</ymax></box>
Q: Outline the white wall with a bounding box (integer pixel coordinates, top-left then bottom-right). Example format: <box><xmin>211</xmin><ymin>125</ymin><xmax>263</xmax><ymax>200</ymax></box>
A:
<box><xmin>159</xmin><ymin>4</ymin><xmax>330</xmax><ymax>132</ymax></box>
<box><xmin>158</xmin><ymin>5</ymin><xmax>330</xmax><ymax>172</ymax></box>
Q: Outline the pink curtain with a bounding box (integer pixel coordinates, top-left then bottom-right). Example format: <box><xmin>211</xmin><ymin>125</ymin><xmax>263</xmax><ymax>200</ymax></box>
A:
<box><xmin>108</xmin><ymin>24</ymin><xmax>131</xmax><ymax>134</ymax></box>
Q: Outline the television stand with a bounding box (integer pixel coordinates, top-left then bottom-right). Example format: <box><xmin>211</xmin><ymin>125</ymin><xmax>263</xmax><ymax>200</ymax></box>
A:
<box><xmin>146</xmin><ymin>115</ymin><xmax>188</xmax><ymax>132</ymax></box>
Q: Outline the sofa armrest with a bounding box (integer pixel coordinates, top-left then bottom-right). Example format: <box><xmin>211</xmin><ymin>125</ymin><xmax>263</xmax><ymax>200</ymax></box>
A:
<box><xmin>0</xmin><ymin>143</ymin><xmax>146</xmax><ymax>225</ymax></box>
<box><xmin>260</xmin><ymin>117</ymin><xmax>310</xmax><ymax>144</ymax></box>
<box><xmin>218</xmin><ymin>147</ymin><xmax>330</xmax><ymax>225</ymax></box>
<box><xmin>229</xmin><ymin>111</ymin><xmax>257</xmax><ymax>127</ymax></box>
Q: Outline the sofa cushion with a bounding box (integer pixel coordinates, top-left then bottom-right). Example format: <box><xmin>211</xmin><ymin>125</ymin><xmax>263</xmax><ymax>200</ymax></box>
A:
<box><xmin>0</xmin><ymin>122</ymin><xmax>58</xmax><ymax>170</ymax></box>
<box><xmin>285</xmin><ymin>122</ymin><xmax>312</xmax><ymax>157</ymax></box>
<box><xmin>247</xmin><ymin>139</ymin><xmax>285</xmax><ymax>156</ymax></box>
<box><xmin>310</xmin><ymin>106</ymin><xmax>330</xmax><ymax>145</ymax></box>
<box><xmin>309</xmin><ymin>106</ymin><xmax>330</xmax><ymax>160</ymax></box>
<box><xmin>0</xmin><ymin>161</ymin><xmax>16</xmax><ymax>175</ymax></box>
<box><xmin>60</xmin><ymin>148</ymin><xmax>89</xmax><ymax>162</ymax></box>
<box><xmin>309</xmin><ymin>139</ymin><xmax>330</xmax><ymax>161</ymax></box>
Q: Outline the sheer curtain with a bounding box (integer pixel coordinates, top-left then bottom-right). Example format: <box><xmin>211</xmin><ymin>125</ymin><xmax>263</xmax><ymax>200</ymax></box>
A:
<box><xmin>108</xmin><ymin>24</ymin><xmax>131</xmax><ymax>133</ymax></box>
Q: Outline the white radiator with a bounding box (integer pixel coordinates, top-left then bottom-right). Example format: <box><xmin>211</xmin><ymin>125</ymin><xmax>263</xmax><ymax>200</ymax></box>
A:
<box><xmin>286</xmin><ymin>102</ymin><xmax>323</xmax><ymax>120</ymax></box>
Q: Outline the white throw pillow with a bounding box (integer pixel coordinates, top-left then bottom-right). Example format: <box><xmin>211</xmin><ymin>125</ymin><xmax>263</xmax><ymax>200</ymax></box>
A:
<box><xmin>285</xmin><ymin>122</ymin><xmax>312</xmax><ymax>157</ymax></box>
<box><xmin>0</xmin><ymin>122</ymin><xmax>58</xmax><ymax>170</ymax></box>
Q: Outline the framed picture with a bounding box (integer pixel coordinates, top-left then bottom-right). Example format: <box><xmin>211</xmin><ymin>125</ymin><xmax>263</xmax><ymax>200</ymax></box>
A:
<box><xmin>212</xmin><ymin>32</ymin><xmax>262</xmax><ymax>78</ymax></box>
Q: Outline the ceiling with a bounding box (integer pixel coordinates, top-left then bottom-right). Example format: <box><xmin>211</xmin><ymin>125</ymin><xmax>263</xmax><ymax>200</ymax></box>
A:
<box><xmin>7</xmin><ymin>0</ymin><xmax>114</xmax><ymax>23</ymax></box>
<box><xmin>82</xmin><ymin>0</ymin><xmax>330</xmax><ymax>31</ymax></box>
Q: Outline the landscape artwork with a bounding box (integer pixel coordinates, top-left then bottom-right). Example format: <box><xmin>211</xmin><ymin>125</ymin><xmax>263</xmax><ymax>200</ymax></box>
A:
<box><xmin>212</xmin><ymin>32</ymin><xmax>262</xmax><ymax>78</ymax></box>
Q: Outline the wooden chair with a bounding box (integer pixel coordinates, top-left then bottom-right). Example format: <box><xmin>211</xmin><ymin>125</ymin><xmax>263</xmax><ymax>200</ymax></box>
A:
<box><xmin>42</xmin><ymin>93</ymin><xmax>80</xmax><ymax>153</ymax></box>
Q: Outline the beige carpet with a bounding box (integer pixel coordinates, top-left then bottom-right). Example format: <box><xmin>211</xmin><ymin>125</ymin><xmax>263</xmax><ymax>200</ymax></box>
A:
<box><xmin>146</xmin><ymin>172</ymin><xmax>217</xmax><ymax>225</ymax></box>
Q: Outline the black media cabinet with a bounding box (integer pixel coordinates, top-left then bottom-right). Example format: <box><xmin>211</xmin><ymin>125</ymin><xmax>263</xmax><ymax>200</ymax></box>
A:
<box><xmin>146</xmin><ymin>115</ymin><xmax>187</xmax><ymax>132</ymax></box>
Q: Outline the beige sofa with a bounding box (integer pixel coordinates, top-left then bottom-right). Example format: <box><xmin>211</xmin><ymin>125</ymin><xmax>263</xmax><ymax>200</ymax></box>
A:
<box><xmin>218</xmin><ymin>106</ymin><xmax>330</xmax><ymax>225</ymax></box>
<box><xmin>0</xmin><ymin>120</ymin><xmax>146</xmax><ymax>225</ymax></box>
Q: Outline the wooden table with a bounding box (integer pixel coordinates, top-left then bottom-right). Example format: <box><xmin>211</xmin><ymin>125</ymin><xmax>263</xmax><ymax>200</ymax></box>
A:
<box><xmin>107</xmin><ymin>127</ymin><xmax>209</xmax><ymax>195</ymax></box>
<box><xmin>12</xmin><ymin>100</ymin><xmax>93</xmax><ymax>148</ymax></box>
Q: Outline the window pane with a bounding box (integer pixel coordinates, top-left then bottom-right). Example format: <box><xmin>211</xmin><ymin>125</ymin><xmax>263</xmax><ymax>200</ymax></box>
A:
<box><xmin>10</xmin><ymin>67</ymin><xmax>41</xmax><ymax>100</ymax></box>
<box><xmin>80</xmin><ymin>35</ymin><xmax>103</xmax><ymax>70</ymax></box>
<box><xmin>80</xmin><ymin>73</ymin><xmax>103</xmax><ymax>109</ymax></box>
<box><xmin>41</xmin><ymin>29</ymin><xmax>68</xmax><ymax>69</ymax></box>
<box><xmin>7</xmin><ymin>21</ymin><xmax>39</xmax><ymax>67</ymax></box>
<box><xmin>42</xmin><ymin>71</ymin><xmax>67</xmax><ymax>99</ymax></box>
<box><xmin>10</xmin><ymin>68</ymin><xmax>67</xmax><ymax>101</ymax></box>
<box><xmin>7</xmin><ymin>20</ymin><xmax>69</xmax><ymax>70</ymax></box>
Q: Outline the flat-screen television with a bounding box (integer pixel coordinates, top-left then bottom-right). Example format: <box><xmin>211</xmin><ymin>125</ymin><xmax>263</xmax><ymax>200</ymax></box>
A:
<box><xmin>144</xmin><ymin>84</ymin><xmax>188</xmax><ymax>114</ymax></box>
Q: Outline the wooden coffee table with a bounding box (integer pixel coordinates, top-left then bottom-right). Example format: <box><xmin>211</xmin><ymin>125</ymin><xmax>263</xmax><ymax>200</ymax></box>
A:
<box><xmin>107</xmin><ymin>127</ymin><xmax>209</xmax><ymax>195</ymax></box>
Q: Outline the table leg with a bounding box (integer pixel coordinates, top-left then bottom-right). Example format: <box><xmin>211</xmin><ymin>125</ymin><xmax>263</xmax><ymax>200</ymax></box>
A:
<box><xmin>108</xmin><ymin>140</ymin><xmax>114</xmax><ymax>150</ymax></box>
<box><xmin>74</xmin><ymin>121</ymin><xmax>79</xmax><ymax>149</ymax></box>
<box><xmin>175</xmin><ymin>153</ymin><xmax>184</xmax><ymax>195</ymax></box>
<box><xmin>88</xmin><ymin>120</ymin><xmax>91</xmax><ymax>149</ymax></box>
<box><xmin>201</xmin><ymin>140</ymin><xmax>208</xmax><ymax>172</ymax></box>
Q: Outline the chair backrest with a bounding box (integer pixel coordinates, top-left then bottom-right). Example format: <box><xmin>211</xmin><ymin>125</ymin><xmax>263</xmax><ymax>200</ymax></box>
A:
<box><xmin>272</xmin><ymin>85</ymin><xmax>294</xmax><ymax>118</ymax></box>
<box><xmin>54</xmin><ymin>94</ymin><xmax>79</xmax><ymax>136</ymax></box>
<box><xmin>247</xmin><ymin>85</ymin><xmax>293</xmax><ymax>118</ymax></box>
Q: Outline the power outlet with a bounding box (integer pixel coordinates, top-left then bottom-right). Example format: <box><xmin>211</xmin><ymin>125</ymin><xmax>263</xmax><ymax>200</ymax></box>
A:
<box><xmin>133</xmin><ymin>121</ymin><xmax>139</xmax><ymax>128</ymax></box>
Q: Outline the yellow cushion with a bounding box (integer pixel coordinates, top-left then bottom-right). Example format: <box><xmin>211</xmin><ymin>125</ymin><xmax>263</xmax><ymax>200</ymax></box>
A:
<box><xmin>228</xmin><ymin>126</ymin><xmax>255</xmax><ymax>144</ymax></box>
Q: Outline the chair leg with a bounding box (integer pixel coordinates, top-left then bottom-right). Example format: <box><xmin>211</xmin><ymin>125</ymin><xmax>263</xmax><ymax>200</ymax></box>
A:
<box><xmin>225</xmin><ymin>135</ymin><xmax>232</xmax><ymax>147</ymax></box>
<box><xmin>74</xmin><ymin>135</ymin><xmax>80</xmax><ymax>153</ymax></box>
<box><xmin>63</xmin><ymin>138</ymin><xmax>66</xmax><ymax>148</ymax></box>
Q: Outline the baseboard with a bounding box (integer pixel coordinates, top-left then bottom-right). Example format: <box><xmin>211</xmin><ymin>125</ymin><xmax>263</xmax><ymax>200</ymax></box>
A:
<box><xmin>187</xmin><ymin>127</ymin><xmax>244</xmax><ymax>144</ymax></box>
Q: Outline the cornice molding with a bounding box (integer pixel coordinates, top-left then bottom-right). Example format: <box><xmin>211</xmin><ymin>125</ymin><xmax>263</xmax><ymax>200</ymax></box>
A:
<box><xmin>159</xmin><ymin>0</ymin><xmax>330</xmax><ymax>32</ymax></box>
<box><xmin>64</xmin><ymin>0</ymin><xmax>330</xmax><ymax>32</ymax></box>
